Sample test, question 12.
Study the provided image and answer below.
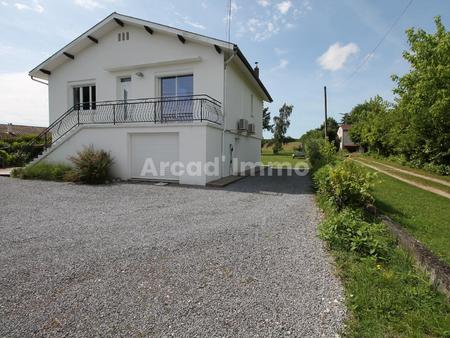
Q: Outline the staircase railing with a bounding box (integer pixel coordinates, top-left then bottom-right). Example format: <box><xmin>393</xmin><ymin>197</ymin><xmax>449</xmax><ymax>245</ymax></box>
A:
<box><xmin>24</xmin><ymin>94</ymin><xmax>223</xmax><ymax>162</ymax></box>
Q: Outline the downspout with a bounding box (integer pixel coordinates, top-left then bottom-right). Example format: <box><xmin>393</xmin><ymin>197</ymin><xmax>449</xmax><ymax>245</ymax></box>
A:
<box><xmin>221</xmin><ymin>46</ymin><xmax>237</xmax><ymax>178</ymax></box>
<box><xmin>30</xmin><ymin>75</ymin><xmax>48</xmax><ymax>86</ymax></box>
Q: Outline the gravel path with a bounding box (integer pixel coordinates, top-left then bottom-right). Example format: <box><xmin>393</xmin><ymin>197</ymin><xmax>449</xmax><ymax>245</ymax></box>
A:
<box><xmin>0</xmin><ymin>172</ymin><xmax>345</xmax><ymax>337</ymax></box>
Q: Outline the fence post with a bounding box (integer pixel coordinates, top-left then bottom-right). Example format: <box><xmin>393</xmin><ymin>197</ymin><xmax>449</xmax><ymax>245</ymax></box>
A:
<box><xmin>200</xmin><ymin>99</ymin><xmax>203</xmax><ymax>122</ymax></box>
<box><xmin>113</xmin><ymin>104</ymin><xmax>116</xmax><ymax>125</ymax></box>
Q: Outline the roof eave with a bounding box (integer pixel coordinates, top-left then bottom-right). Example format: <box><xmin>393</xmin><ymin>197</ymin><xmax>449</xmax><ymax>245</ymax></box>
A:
<box><xmin>234</xmin><ymin>46</ymin><xmax>273</xmax><ymax>103</ymax></box>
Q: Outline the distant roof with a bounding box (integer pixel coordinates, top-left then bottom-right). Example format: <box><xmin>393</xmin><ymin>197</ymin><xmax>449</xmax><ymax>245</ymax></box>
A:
<box><xmin>0</xmin><ymin>124</ymin><xmax>46</xmax><ymax>138</ymax></box>
<box><xmin>29</xmin><ymin>12</ymin><xmax>272</xmax><ymax>102</ymax></box>
<box><xmin>339</xmin><ymin>124</ymin><xmax>352</xmax><ymax>131</ymax></box>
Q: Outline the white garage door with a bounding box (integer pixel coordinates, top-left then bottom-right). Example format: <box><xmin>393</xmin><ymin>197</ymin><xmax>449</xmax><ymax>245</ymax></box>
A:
<box><xmin>130</xmin><ymin>133</ymin><xmax>179</xmax><ymax>180</ymax></box>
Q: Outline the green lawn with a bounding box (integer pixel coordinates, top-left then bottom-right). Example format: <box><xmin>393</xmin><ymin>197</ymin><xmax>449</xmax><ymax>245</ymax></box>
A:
<box><xmin>260</xmin><ymin>152</ymin><xmax>308</xmax><ymax>168</ymax></box>
<box><xmin>335</xmin><ymin>248</ymin><xmax>450</xmax><ymax>337</ymax></box>
<box><xmin>356</xmin><ymin>157</ymin><xmax>450</xmax><ymax>194</ymax></box>
<box><xmin>260</xmin><ymin>142</ymin><xmax>309</xmax><ymax>168</ymax></box>
<box><xmin>370</xmin><ymin>170</ymin><xmax>450</xmax><ymax>265</ymax></box>
<box><xmin>357</xmin><ymin>155</ymin><xmax>450</xmax><ymax>183</ymax></box>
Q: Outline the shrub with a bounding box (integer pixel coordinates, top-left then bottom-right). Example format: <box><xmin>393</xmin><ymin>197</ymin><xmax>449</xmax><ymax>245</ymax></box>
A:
<box><xmin>11</xmin><ymin>163</ymin><xmax>72</xmax><ymax>181</ymax></box>
<box><xmin>68</xmin><ymin>146</ymin><xmax>113</xmax><ymax>184</ymax></box>
<box><xmin>319</xmin><ymin>208</ymin><xmax>392</xmax><ymax>260</ymax></box>
<box><xmin>305</xmin><ymin>138</ymin><xmax>336</xmax><ymax>171</ymax></box>
<box><xmin>0</xmin><ymin>149</ymin><xmax>10</xmax><ymax>167</ymax></box>
<box><xmin>314</xmin><ymin>159</ymin><xmax>376</xmax><ymax>210</ymax></box>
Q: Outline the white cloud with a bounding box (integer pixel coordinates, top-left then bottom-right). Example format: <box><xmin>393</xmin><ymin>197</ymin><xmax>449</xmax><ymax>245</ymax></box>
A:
<box><xmin>1</xmin><ymin>1</ymin><xmax>8</xmax><ymax>6</ymax></box>
<box><xmin>0</xmin><ymin>72</ymin><xmax>48</xmax><ymax>126</ymax></box>
<box><xmin>237</xmin><ymin>0</ymin><xmax>310</xmax><ymax>41</ymax></box>
<box><xmin>244</xmin><ymin>17</ymin><xmax>280</xmax><ymax>41</ymax></box>
<box><xmin>73</xmin><ymin>0</ymin><xmax>116</xmax><ymax>10</ymax></box>
<box><xmin>317</xmin><ymin>42</ymin><xmax>360</xmax><ymax>71</ymax></box>
<box><xmin>257</xmin><ymin>0</ymin><xmax>270</xmax><ymax>7</ymax></box>
<box><xmin>183</xmin><ymin>18</ymin><xmax>206</xmax><ymax>30</ymax></box>
<box><xmin>274</xmin><ymin>47</ymin><xmax>288</xmax><ymax>55</ymax></box>
<box><xmin>12</xmin><ymin>1</ymin><xmax>43</xmax><ymax>12</ymax></box>
<box><xmin>200</xmin><ymin>0</ymin><xmax>207</xmax><ymax>8</ymax></box>
<box><xmin>276</xmin><ymin>0</ymin><xmax>292</xmax><ymax>14</ymax></box>
<box><xmin>271</xmin><ymin>58</ymin><xmax>289</xmax><ymax>71</ymax></box>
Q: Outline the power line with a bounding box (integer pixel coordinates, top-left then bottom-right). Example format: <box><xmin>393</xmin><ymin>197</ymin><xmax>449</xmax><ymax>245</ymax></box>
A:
<box><xmin>346</xmin><ymin>0</ymin><xmax>414</xmax><ymax>82</ymax></box>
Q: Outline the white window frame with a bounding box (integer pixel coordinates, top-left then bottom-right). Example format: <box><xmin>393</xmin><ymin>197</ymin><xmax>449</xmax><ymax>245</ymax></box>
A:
<box><xmin>70</xmin><ymin>83</ymin><xmax>96</xmax><ymax>110</ymax></box>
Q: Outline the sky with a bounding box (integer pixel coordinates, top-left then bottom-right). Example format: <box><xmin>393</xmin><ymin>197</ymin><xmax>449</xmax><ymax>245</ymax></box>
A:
<box><xmin>0</xmin><ymin>0</ymin><xmax>449</xmax><ymax>138</ymax></box>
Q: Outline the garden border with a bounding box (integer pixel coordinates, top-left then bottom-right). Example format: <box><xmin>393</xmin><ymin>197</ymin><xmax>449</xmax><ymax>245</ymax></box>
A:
<box><xmin>371</xmin><ymin>209</ymin><xmax>450</xmax><ymax>300</ymax></box>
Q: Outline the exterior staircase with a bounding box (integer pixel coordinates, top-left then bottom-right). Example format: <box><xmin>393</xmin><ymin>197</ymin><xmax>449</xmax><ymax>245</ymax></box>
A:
<box><xmin>24</xmin><ymin>95</ymin><xmax>223</xmax><ymax>166</ymax></box>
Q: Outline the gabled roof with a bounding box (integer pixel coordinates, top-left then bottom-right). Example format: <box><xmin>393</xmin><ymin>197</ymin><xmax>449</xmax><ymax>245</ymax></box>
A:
<box><xmin>29</xmin><ymin>12</ymin><xmax>272</xmax><ymax>102</ymax></box>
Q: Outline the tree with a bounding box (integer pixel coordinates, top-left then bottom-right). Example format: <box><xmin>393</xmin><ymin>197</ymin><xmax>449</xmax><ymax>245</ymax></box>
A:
<box><xmin>262</xmin><ymin>107</ymin><xmax>273</xmax><ymax>132</ymax></box>
<box><xmin>320</xmin><ymin>117</ymin><xmax>339</xmax><ymax>145</ymax></box>
<box><xmin>272</xmin><ymin>103</ymin><xmax>293</xmax><ymax>154</ymax></box>
<box><xmin>348</xmin><ymin>95</ymin><xmax>392</xmax><ymax>155</ymax></box>
<box><xmin>391</xmin><ymin>16</ymin><xmax>450</xmax><ymax>165</ymax></box>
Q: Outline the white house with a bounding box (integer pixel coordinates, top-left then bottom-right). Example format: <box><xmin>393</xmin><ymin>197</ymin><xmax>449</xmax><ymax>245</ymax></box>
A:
<box><xmin>337</xmin><ymin>124</ymin><xmax>358</xmax><ymax>151</ymax></box>
<box><xmin>29</xmin><ymin>12</ymin><xmax>272</xmax><ymax>186</ymax></box>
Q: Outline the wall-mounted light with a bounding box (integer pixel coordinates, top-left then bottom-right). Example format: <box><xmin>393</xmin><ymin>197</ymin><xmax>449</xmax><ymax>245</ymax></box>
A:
<box><xmin>135</xmin><ymin>72</ymin><xmax>144</xmax><ymax>78</ymax></box>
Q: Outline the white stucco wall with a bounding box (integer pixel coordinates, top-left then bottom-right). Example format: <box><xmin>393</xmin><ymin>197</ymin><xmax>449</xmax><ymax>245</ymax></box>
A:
<box><xmin>42</xmin><ymin>123</ymin><xmax>223</xmax><ymax>185</ymax></box>
<box><xmin>222</xmin><ymin>62</ymin><xmax>263</xmax><ymax>175</ymax></box>
<box><xmin>48</xmin><ymin>23</ymin><xmax>224</xmax><ymax>123</ymax></box>
<box><xmin>42</xmin><ymin>19</ymin><xmax>269</xmax><ymax>184</ymax></box>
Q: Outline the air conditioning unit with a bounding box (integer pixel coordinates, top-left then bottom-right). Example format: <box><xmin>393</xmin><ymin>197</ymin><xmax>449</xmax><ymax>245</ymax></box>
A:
<box><xmin>247</xmin><ymin>123</ymin><xmax>255</xmax><ymax>134</ymax></box>
<box><xmin>237</xmin><ymin>119</ymin><xmax>248</xmax><ymax>131</ymax></box>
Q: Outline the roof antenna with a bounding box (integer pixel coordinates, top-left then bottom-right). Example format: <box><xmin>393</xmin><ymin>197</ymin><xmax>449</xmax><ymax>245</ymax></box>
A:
<box><xmin>226</xmin><ymin>0</ymin><xmax>232</xmax><ymax>43</ymax></box>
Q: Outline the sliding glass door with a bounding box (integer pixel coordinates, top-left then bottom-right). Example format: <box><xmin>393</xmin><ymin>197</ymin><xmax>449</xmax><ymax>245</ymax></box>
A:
<box><xmin>161</xmin><ymin>75</ymin><xmax>193</xmax><ymax>121</ymax></box>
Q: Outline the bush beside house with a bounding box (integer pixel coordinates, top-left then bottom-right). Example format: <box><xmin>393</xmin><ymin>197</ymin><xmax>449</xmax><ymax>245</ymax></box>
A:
<box><xmin>12</xmin><ymin>146</ymin><xmax>113</xmax><ymax>184</ymax></box>
<box><xmin>303</xmin><ymin>135</ymin><xmax>450</xmax><ymax>336</ymax></box>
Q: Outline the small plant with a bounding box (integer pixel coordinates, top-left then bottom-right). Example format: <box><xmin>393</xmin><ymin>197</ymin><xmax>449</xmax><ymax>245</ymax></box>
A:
<box><xmin>11</xmin><ymin>163</ymin><xmax>72</xmax><ymax>181</ymax></box>
<box><xmin>68</xmin><ymin>146</ymin><xmax>113</xmax><ymax>184</ymax></box>
<box><xmin>319</xmin><ymin>208</ymin><xmax>393</xmax><ymax>260</ymax></box>
<box><xmin>314</xmin><ymin>159</ymin><xmax>376</xmax><ymax>210</ymax></box>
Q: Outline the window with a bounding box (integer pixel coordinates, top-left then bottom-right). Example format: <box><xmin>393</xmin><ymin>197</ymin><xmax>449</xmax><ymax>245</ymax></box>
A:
<box><xmin>250</xmin><ymin>94</ymin><xmax>254</xmax><ymax>117</ymax></box>
<box><xmin>161</xmin><ymin>75</ymin><xmax>193</xmax><ymax>98</ymax></box>
<box><xmin>160</xmin><ymin>75</ymin><xmax>193</xmax><ymax>120</ymax></box>
<box><xmin>118</xmin><ymin>32</ymin><xmax>130</xmax><ymax>42</ymax></box>
<box><xmin>73</xmin><ymin>85</ymin><xmax>96</xmax><ymax>110</ymax></box>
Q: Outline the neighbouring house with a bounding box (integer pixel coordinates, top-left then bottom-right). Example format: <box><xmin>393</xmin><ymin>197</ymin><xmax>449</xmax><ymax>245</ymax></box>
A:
<box><xmin>337</xmin><ymin>124</ymin><xmax>358</xmax><ymax>151</ymax></box>
<box><xmin>0</xmin><ymin>123</ymin><xmax>46</xmax><ymax>140</ymax></box>
<box><xmin>28</xmin><ymin>12</ymin><xmax>272</xmax><ymax>186</ymax></box>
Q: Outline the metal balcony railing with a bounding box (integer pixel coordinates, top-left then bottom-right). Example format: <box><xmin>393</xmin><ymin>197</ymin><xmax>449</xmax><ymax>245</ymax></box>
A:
<box><xmin>26</xmin><ymin>94</ymin><xmax>223</xmax><ymax>156</ymax></box>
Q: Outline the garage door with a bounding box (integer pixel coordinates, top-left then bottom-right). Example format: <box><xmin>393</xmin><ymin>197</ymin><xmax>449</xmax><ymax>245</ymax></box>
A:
<box><xmin>130</xmin><ymin>133</ymin><xmax>179</xmax><ymax>180</ymax></box>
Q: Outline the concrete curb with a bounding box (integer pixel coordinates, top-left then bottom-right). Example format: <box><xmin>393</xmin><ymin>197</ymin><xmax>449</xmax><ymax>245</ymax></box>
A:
<box><xmin>379</xmin><ymin>214</ymin><xmax>450</xmax><ymax>300</ymax></box>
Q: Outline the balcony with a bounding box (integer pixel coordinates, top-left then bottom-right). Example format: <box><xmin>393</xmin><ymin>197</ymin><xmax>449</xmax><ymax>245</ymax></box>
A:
<box><xmin>74</xmin><ymin>94</ymin><xmax>222</xmax><ymax>126</ymax></box>
<box><xmin>34</xmin><ymin>95</ymin><xmax>222</xmax><ymax>151</ymax></box>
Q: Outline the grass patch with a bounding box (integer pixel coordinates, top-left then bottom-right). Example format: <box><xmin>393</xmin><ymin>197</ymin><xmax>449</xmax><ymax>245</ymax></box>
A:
<box><xmin>260</xmin><ymin>152</ymin><xmax>308</xmax><ymax>168</ymax></box>
<box><xmin>11</xmin><ymin>163</ymin><xmax>72</xmax><ymax>181</ymax></box>
<box><xmin>334</xmin><ymin>248</ymin><xmax>450</xmax><ymax>337</ymax></box>
<box><xmin>370</xmin><ymin>170</ymin><xmax>450</xmax><ymax>266</ymax></box>
<box><xmin>261</xmin><ymin>142</ymin><xmax>308</xmax><ymax>168</ymax></box>
<box><xmin>356</xmin><ymin>157</ymin><xmax>450</xmax><ymax>194</ymax></box>
<box><xmin>357</xmin><ymin>155</ymin><xmax>450</xmax><ymax>183</ymax></box>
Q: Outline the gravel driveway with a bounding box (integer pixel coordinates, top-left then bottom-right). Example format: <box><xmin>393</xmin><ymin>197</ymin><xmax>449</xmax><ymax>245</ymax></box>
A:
<box><xmin>0</xmin><ymin>172</ymin><xmax>345</xmax><ymax>337</ymax></box>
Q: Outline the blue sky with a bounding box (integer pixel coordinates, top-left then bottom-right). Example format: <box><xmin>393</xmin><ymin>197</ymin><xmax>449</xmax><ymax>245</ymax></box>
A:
<box><xmin>0</xmin><ymin>0</ymin><xmax>449</xmax><ymax>138</ymax></box>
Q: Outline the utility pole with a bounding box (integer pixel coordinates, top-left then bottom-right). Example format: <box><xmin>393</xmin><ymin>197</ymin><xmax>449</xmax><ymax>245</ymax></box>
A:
<box><xmin>324</xmin><ymin>86</ymin><xmax>328</xmax><ymax>140</ymax></box>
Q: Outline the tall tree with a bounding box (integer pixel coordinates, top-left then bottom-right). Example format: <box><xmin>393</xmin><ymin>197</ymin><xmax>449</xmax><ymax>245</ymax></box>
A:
<box><xmin>272</xmin><ymin>103</ymin><xmax>293</xmax><ymax>154</ymax></box>
<box><xmin>262</xmin><ymin>107</ymin><xmax>273</xmax><ymax>132</ymax></box>
<box><xmin>391</xmin><ymin>16</ymin><xmax>450</xmax><ymax>165</ymax></box>
<box><xmin>320</xmin><ymin>117</ymin><xmax>339</xmax><ymax>145</ymax></box>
